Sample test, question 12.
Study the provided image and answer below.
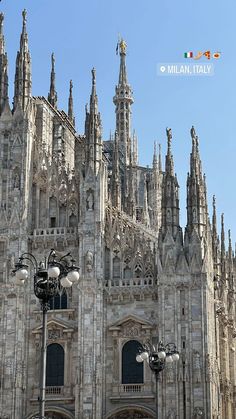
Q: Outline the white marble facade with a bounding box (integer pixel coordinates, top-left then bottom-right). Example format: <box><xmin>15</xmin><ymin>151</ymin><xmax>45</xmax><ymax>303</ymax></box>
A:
<box><xmin>0</xmin><ymin>10</ymin><xmax>235</xmax><ymax>419</ymax></box>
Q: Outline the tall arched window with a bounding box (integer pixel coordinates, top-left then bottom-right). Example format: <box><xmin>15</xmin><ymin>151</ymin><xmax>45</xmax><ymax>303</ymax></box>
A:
<box><xmin>49</xmin><ymin>290</ymin><xmax>67</xmax><ymax>310</ymax></box>
<box><xmin>113</xmin><ymin>256</ymin><xmax>120</xmax><ymax>279</ymax></box>
<box><xmin>46</xmin><ymin>344</ymin><xmax>64</xmax><ymax>386</ymax></box>
<box><xmin>122</xmin><ymin>340</ymin><xmax>143</xmax><ymax>384</ymax></box>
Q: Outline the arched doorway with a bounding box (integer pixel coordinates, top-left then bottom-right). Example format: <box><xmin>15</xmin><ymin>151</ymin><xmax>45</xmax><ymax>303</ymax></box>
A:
<box><xmin>106</xmin><ymin>406</ymin><xmax>155</xmax><ymax>419</ymax></box>
<box><xmin>27</xmin><ymin>407</ymin><xmax>74</xmax><ymax>419</ymax></box>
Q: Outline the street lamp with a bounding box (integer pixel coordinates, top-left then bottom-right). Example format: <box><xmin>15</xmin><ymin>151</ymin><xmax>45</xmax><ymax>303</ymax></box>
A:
<box><xmin>136</xmin><ymin>340</ymin><xmax>179</xmax><ymax>419</ymax></box>
<box><xmin>13</xmin><ymin>249</ymin><xmax>80</xmax><ymax>419</ymax></box>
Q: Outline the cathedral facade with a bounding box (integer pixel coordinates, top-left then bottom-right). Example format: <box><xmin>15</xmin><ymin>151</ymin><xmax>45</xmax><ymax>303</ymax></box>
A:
<box><xmin>0</xmin><ymin>10</ymin><xmax>235</xmax><ymax>419</ymax></box>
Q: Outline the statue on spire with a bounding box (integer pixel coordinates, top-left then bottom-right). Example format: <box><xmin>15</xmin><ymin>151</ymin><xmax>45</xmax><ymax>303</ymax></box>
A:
<box><xmin>0</xmin><ymin>13</ymin><xmax>4</xmax><ymax>31</ymax></box>
<box><xmin>22</xmin><ymin>9</ymin><xmax>27</xmax><ymax>26</ymax></box>
<box><xmin>51</xmin><ymin>52</ymin><xmax>55</xmax><ymax>70</ymax></box>
<box><xmin>119</xmin><ymin>38</ymin><xmax>127</xmax><ymax>55</ymax></box>
<box><xmin>191</xmin><ymin>125</ymin><xmax>196</xmax><ymax>139</ymax></box>
<box><xmin>92</xmin><ymin>67</ymin><xmax>96</xmax><ymax>85</ymax></box>
<box><xmin>166</xmin><ymin>127</ymin><xmax>172</xmax><ymax>150</ymax></box>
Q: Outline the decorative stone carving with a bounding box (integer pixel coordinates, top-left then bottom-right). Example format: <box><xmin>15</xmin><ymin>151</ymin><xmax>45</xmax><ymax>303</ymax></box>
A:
<box><xmin>58</xmin><ymin>180</ymin><xmax>67</xmax><ymax>205</ymax></box>
<box><xmin>123</xmin><ymin>321</ymin><xmax>140</xmax><ymax>337</ymax></box>
<box><xmin>166</xmin><ymin>362</ymin><xmax>174</xmax><ymax>383</ymax></box>
<box><xmin>193</xmin><ymin>351</ymin><xmax>201</xmax><ymax>383</ymax></box>
<box><xmin>193</xmin><ymin>407</ymin><xmax>203</xmax><ymax>418</ymax></box>
<box><xmin>85</xmin><ymin>250</ymin><xmax>94</xmax><ymax>273</ymax></box>
<box><xmin>48</xmin><ymin>329</ymin><xmax>61</xmax><ymax>340</ymax></box>
<box><xmin>167</xmin><ymin>408</ymin><xmax>176</xmax><ymax>419</ymax></box>
<box><xmin>86</xmin><ymin>189</ymin><xmax>94</xmax><ymax>210</ymax></box>
<box><xmin>12</xmin><ymin>171</ymin><xmax>20</xmax><ymax>189</ymax></box>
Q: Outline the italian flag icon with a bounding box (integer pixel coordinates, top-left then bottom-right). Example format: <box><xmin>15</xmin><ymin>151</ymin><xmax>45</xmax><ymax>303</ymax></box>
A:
<box><xmin>184</xmin><ymin>52</ymin><xmax>193</xmax><ymax>58</ymax></box>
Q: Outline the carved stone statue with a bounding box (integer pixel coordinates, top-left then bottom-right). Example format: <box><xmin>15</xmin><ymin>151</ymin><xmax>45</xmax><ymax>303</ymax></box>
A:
<box><xmin>85</xmin><ymin>250</ymin><xmax>93</xmax><ymax>273</ymax></box>
<box><xmin>167</xmin><ymin>408</ymin><xmax>176</xmax><ymax>419</ymax></box>
<box><xmin>191</xmin><ymin>125</ymin><xmax>196</xmax><ymax>139</ymax></box>
<box><xmin>13</xmin><ymin>172</ymin><xmax>20</xmax><ymax>189</ymax></box>
<box><xmin>86</xmin><ymin>189</ymin><xmax>94</xmax><ymax>211</ymax></box>
<box><xmin>193</xmin><ymin>407</ymin><xmax>203</xmax><ymax>418</ymax></box>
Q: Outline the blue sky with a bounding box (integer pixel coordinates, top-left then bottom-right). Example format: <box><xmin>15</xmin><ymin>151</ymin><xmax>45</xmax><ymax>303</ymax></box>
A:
<box><xmin>1</xmin><ymin>0</ymin><xmax>235</xmax><ymax>244</ymax></box>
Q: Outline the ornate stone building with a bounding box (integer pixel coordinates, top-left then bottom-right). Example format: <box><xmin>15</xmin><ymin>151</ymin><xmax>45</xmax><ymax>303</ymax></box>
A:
<box><xmin>0</xmin><ymin>10</ymin><xmax>235</xmax><ymax>419</ymax></box>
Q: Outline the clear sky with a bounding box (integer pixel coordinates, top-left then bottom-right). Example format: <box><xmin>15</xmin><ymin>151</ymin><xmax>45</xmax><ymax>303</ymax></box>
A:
<box><xmin>1</xmin><ymin>0</ymin><xmax>235</xmax><ymax>245</ymax></box>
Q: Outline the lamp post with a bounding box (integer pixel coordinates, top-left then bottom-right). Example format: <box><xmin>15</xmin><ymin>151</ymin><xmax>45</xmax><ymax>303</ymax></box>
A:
<box><xmin>13</xmin><ymin>249</ymin><xmax>80</xmax><ymax>419</ymax></box>
<box><xmin>136</xmin><ymin>340</ymin><xmax>179</xmax><ymax>419</ymax></box>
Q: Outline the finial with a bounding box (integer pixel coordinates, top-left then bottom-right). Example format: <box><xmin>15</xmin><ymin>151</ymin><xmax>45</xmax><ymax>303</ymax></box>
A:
<box><xmin>0</xmin><ymin>13</ymin><xmax>4</xmax><ymax>33</ymax></box>
<box><xmin>196</xmin><ymin>135</ymin><xmax>199</xmax><ymax>151</ymax></box>
<box><xmin>213</xmin><ymin>195</ymin><xmax>216</xmax><ymax>208</ymax></box>
<box><xmin>166</xmin><ymin>127</ymin><xmax>172</xmax><ymax>151</ymax></box>
<box><xmin>51</xmin><ymin>52</ymin><xmax>55</xmax><ymax>70</ymax></box>
<box><xmin>22</xmin><ymin>9</ymin><xmax>27</xmax><ymax>27</ymax></box>
<box><xmin>154</xmin><ymin>141</ymin><xmax>157</xmax><ymax>156</ymax></box>
<box><xmin>221</xmin><ymin>213</ymin><xmax>224</xmax><ymax>228</ymax></box>
<box><xmin>92</xmin><ymin>67</ymin><xmax>96</xmax><ymax>85</ymax></box>
<box><xmin>70</xmin><ymin>79</ymin><xmax>73</xmax><ymax>94</ymax></box>
<box><xmin>119</xmin><ymin>38</ymin><xmax>127</xmax><ymax>55</ymax></box>
<box><xmin>190</xmin><ymin>125</ymin><xmax>196</xmax><ymax>139</ymax></box>
<box><xmin>68</xmin><ymin>79</ymin><xmax>75</xmax><ymax>124</ymax></box>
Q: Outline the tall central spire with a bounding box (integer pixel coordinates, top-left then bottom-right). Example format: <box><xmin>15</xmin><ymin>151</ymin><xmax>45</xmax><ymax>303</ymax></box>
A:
<box><xmin>0</xmin><ymin>13</ymin><xmax>9</xmax><ymax>114</ymax></box>
<box><xmin>13</xmin><ymin>9</ymin><xmax>31</xmax><ymax>111</ymax></box>
<box><xmin>113</xmin><ymin>39</ymin><xmax>134</xmax><ymax>209</ymax></box>
<box><xmin>113</xmin><ymin>39</ymin><xmax>134</xmax><ymax>168</ymax></box>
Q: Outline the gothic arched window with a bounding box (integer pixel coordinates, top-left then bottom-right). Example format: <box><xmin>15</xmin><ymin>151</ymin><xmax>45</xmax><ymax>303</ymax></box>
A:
<box><xmin>49</xmin><ymin>291</ymin><xmax>67</xmax><ymax>310</ymax></box>
<box><xmin>122</xmin><ymin>340</ymin><xmax>144</xmax><ymax>384</ymax></box>
<box><xmin>46</xmin><ymin>344</ymin><xmax>64</xmax><ymax>386</ymax></box>
<box><xmin>124</xmin><ymin>266</ymin><xmax>132</xmax><ymax>279</ymax></box>
<box><xmin>49</xmin><ymin>197</ymin><xmax>57</xmax><ymax>227</ymax></box>
<box><xmin>69</xmin><ymin>214</ymin><xmax>77</xmax><ymax>227</ymax></box>
<box><xmin>134</xmin><ymin>264</ymin><xmax>142</xmax><ymax>278</ymax></box>
<box><xmin>113</xmin><ymin>256</ymin><xmax>120</xmax><ymax>279</ymax></box>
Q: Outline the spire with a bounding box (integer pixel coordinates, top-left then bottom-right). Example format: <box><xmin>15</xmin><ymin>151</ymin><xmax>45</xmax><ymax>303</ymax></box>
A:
<box><xmin>142</xmin><ymin>176</ymin><xmax>150</xmax><ymax>227</ymax></box>
<box><xmin>90</xmin><ymin>67</ymin><xmax>98</xmax><ymax>114</ymax></box>
<box><xmin>220</xmin><ymin>214</ymin><xmax>226</xmax><ymax>275</ymax></box>
<box><xmin>132</xmin><ymin>130</ymin><xmax>138</xmax><ymax>166</ymax></box>
<box><xmin>68</xmin><ymin>80</ymin><xmax>75</xmax><ymax>126</ymax></box>
<box><xmin>0</xmin><ymin>12</ymin><xmax>5</xmax><ymax>54</ymax></box>
<box><xmin>212</xmin><ymin>195</ymin><xmax>218</xmax><ymax>263</ymax></box>
<box><xmin>113</xmin><ymin>38</ymin><xmax>134</xmax><ymax>170</ymax></box>
<box><xmin>0</xmin><ymin>13</ymin><xmax>8</xmax><ymax>114</ymax></box>
<box><xmin>149</xmin><ymin>141</ymin><xmax>162</xmax><ymax>232</ymax></box>
<box><xmin>165</xmin><ymin>128</ymin><xmax>174</xmax><ymax>175</ymax></box>
<box><xmin>221</xmin><ymin>213</ymin><xmax>225</xmax><ymax>258</ymax></box>
<box><xmin>212</xmin><ymin>196</ymin><xmax>217</xmax><ymax>239</ymax></box>
<box><xmin>13</xmin><ymin>9</ymin><xmax>31</xmax><ymax>111</ymax></box>
<box><xmin>228</xmin><ymin>229</ymin><xmax>233</xmax><ymax>263</ymax></box>
<box><xmin>186</xmin><ymin>126</ymin><xmax>208</xmax><ymax>237</ymax></box>
<box><xmin>85</xmin><ymin>68</ymin><xmax>102</xmax><ymax>175</ymax></box>
<box><xmin>161</xmin><ymin>128</ymin><xmax>180</xmax><ymax>238</ymax></box>
<box><xmin>158</xmin><ymin>144</ymin><xmax>162</xmax><ymax>172</ymax></box>
<box><xmin>48</xmin><ymin>53</ymin><xmax>57</xmax><ymax>108</ymax></box>
<box><xmin>153</xmin><ymin>141</ymin><xmax>158</xmax><ymax>169</ymax></box>
<box><xmin>111</xmin><ymin>131</ymin><xmax>121</xmax><ymax>210</ymax></box>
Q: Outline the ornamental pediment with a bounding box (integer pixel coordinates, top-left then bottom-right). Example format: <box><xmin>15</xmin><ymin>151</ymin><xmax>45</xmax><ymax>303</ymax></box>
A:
<box><xmin>32</xmin><ymin>318</ymin><xmax>74</xmax><ymax>335</ymax></box>
<box><xmin>109</xmin><ymin>315</ymin><xmax>153</xmax><ymax>338</ymax></box>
